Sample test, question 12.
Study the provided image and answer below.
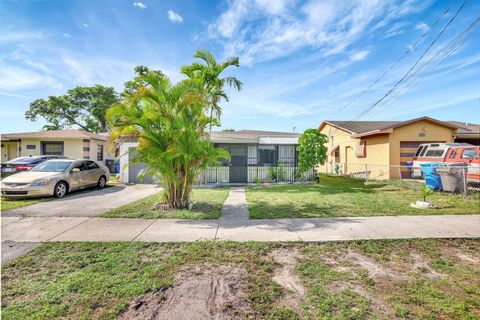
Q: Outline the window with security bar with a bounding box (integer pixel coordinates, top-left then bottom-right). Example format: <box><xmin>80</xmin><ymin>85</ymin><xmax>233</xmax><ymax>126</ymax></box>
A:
<box><xmin>41</xmin><ymin>141</ymin><xmax>64</xmax><ymax>156</ymax></box>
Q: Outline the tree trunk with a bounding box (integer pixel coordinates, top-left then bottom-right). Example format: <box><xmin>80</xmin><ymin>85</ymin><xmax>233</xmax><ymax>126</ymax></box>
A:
<box><xmin>164</xmin><ymin>173</ymin><xmax>192</xmax><ymax>209</ymax></box>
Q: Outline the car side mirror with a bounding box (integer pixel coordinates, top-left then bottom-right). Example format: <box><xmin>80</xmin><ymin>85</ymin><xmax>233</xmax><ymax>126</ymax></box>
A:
<box><xmin>71</xmin><ymin>168</ymin><xmax>80</xmax><ymax>173</ymax></box>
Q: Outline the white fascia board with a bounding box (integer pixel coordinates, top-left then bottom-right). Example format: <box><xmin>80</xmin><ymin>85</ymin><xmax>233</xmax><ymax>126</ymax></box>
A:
<box><xmin>258</xmin><ymin>137</ymin><xmax>298</xmax><ymax>145</ymax></box>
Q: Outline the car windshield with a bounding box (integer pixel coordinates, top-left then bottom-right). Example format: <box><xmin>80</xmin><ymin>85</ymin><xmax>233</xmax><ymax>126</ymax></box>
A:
<box><xmin>30</xmin><ymin>161</ymin><xmax>72</xmax><ymax>172</ymax></box>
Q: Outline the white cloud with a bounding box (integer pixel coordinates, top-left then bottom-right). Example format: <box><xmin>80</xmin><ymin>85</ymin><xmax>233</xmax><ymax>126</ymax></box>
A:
<box><xmin>133</xmin><ymin>2</ymin><xmax>147</xmax><ymax>9</ymax></box>
<box><xmin>0</xmin><ymin>91</ymin><xmax>30</xmax><ymax>99</ymax></box>
<box><xmin>384</xmin><ymin>22</ymin><xmax>405</xmax><ymax>38</ymax></box>
<box><xmin>415</xmin><ymin>22</ymin><xmax>429</xmax><ymax>33</ymax></box>
<box><xmin>206</xmin><ymin>0</ymin><xmax>395</xmax><ymax>65</ymax></box>
<box><xmin>255</xmin><ymin>0</ymin><xmax>295</xmax><ymax>15</ymax></box>
<box><xmin>167</xmin><ymin>10</ymin><xmax>183</xmax><ymax>23</ymax></box>
<box><xmin>82</xmin><ymin>23</ymin><xmax>89</xmax><ymax>28</ymax></box>
<box><xmin>24</xmin><ymin>60</ymin><xmax>51</xmax><ymax>73</ymax></box>
<box><xmin>60</xmin><ymin>55</ymin><xmax>136</xmax><ymax>89</ymax></box>
<box><xmin>0</xmin><ymin>31</ymin><xmax>45</xmax><ymax>43</ymax></box>
<box><xmin>0</xmin><ymin>65</ymin><xmax>61</xmax><ymax>91</ymax></box>
<box><xmin>62</xmin><ymin>33</ymin><xmax>72</xmax><ymax>38</ymax></box>
<box><xmin>350</xmin><ymin>50</ymin><xmax>370</xmax><ymax>61</ymax></box>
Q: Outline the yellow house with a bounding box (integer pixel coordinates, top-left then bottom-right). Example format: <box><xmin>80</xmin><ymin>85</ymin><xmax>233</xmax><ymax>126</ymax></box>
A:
<box><xmin>318</xmin><ymin>117</ymin><xmax>459</xmax><ymax>179</ymax></box>
<box><xmin>1</xmin><ymin>130</ymin><xmax>112</xmax><ymax>164</ymax></box>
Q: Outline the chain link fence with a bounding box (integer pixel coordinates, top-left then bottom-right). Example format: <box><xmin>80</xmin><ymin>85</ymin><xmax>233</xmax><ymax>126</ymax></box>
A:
<box><xmin>323</xmin><ymin>162</ymin><xmax>480</xmax><ymax>197</ymax></box>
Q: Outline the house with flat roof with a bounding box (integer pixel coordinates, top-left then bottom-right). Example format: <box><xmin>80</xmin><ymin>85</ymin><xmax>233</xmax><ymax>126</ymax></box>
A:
<box><xmin>119</xmin><ymin>130</ymin><xmax>312</xmax><ymax>184</ymax></box>
<box><xmin>1</xmin><ymin>130</ymin><xmax>112</xmax><ymax>164</ymax></box>
<box><xmin>318</xmin><ymin>116</ymin><xmax>460</xmax><ymax>179</ymax></box>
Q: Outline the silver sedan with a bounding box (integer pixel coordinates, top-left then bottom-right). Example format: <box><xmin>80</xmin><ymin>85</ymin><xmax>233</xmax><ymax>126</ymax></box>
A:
<box><xmin>1</xmin><ymin>159</ymin><xmax>110</xmax><ymax>198</ymax></box>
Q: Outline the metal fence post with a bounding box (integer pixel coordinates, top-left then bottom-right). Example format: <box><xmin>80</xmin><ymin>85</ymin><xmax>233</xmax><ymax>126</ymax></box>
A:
<box><xmin>398</xmin><ymin>167</ymin><xmax>403</xmax><ymax>186</ymax></box>
<box><xmin>463</xmin><ymin>167</ymin><xmax>468</xmax><ymax>196</ymax></box>
<box><xmin>364</xmin><ymin>164</ymin><xmax>368</xmax><ymax>181</ymax></box>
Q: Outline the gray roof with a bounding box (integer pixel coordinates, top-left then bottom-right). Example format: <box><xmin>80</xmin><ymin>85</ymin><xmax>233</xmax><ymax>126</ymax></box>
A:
<box><xmin>447</xmin><ymin>121</ymin><xmax>480</xmax><ymax>135</ymax></box>
<box><xmin>209</xmin><ymin>130</ymin><xmax>301</xmax><ymax>144</ymax></box>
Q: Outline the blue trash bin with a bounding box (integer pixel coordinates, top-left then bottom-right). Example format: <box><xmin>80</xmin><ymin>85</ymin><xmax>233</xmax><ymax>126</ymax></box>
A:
<box><xmin>420</xmin><ymin>163</ymin><xmax>443</xmax><ymax>190</ymax></box>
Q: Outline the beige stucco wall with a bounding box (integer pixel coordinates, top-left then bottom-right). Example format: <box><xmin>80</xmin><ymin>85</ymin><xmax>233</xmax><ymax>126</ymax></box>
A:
<box><xmin>18</xmin><ymin>138</ymin><xmax>84</xmax><ymax>159</ymax></box>
<box><xmin>3</xmin><ymin>136</ymin><xmax>113</xmax><ymax>164</ymax></box>
<box><xmin>388</xmin><ymin>120</ymin><xmax>455</xmax><ymax>165</ymax></box>
<box><xmin>318</xmin><ymin>124</ymin><xmax>390</xmax><ymax>179</ymax></box>
<box><xmin>91</xmin><ymin>139</ymin><xmax>114</xmax><ymax>161</ymax></box>
<box><xmin>318</xmin><ymin>120</ymin><xmax>457</xmax><ymax>180</ymax></box>
<box><xmin>1</xmin><ymin>142</ymin><xmax>18</xmax><ymax>163</ymax></box>
<box><xmin>388</xmin><ymin>120</ymin><xmax>455</xmax><ymax>178</ymax></box>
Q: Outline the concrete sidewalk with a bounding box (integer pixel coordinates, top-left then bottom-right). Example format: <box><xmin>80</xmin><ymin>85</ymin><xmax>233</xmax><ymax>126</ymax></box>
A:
<box><xmin>2</xmin><ymin>215</ymin><xmax>480</xmax><ymax>243</ymax></box>
<box><xmin>3</xmin><ymin>186</ymin><xmax>479</xmax><ymax>263</ymax></box>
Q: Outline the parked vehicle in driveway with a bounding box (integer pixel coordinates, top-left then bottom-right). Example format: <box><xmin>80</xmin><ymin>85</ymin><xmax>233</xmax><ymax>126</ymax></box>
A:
<box><xmin>444</xmin><ymin>145</ymin><xmax>480</xmax><ymax>182</ymax></box>
<box><xmin>411</xmin><ymin>143</ymin><xmax>471</xmax><ymax>177</ymax></box>
<box><xmin>1</xmin><ymin>155</ymin><xmax>67</xmax><ymax>178</ymax></box>
<box><xmin>1</xmin><ymin>159</ymin><xmax>109</xmax><ymax>198</ymax></box>
<box><xmin>411</xmin><ymin>143</ymin><xmax>479</xmax><ymax>182</ymax></box>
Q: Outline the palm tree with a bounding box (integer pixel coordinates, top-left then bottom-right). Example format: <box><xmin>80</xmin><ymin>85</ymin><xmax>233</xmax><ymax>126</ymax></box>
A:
<box><xmin>181</xmin><ymin>49</ymin><xmax>242</xmax><ymax>132</ymax></box>
<box><xmin>107</xmin><ymin>72</ymin><xmax>229</xmax><ymax>209</ymax></box>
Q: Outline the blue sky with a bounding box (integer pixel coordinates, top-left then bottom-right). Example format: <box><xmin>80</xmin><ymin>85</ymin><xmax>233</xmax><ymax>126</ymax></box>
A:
<box><xmin>1</xmin><ymin>0</ymin><xmax>479</xmax><ymax>133</ymax></box>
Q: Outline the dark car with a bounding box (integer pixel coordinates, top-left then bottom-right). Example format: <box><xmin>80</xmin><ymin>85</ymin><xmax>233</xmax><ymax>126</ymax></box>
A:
<box><xmin>1</xmin><ymin>156</ymin><xmax>67</xmax><ymax>178</ymax></box>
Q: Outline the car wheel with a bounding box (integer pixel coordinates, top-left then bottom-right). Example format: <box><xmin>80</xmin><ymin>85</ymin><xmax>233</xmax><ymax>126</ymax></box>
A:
<box><xmin>54</xmin><ymin>181</ymin><xmax>68</xmax><ymax>198</ymax></box>
<box><xmin>97</xmin><ymin>176</ymin><xmax>107</xmax><ymax>189</ymax></box>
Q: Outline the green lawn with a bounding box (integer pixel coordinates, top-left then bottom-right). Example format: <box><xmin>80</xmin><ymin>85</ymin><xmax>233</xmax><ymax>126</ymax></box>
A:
<box><xmin>2</xmin><ymin>239</ymin><xmax>479</xmax><ymax>319</ymax></box>
<box><xmin>1</xmin><ymin>198</ymin><xmax>45</xmax><ymax>211</ymax></box>
<box><xmin>102</xmin><ymin>187</ymin><xmax>230</xmax><ymax>219</ymax></box>
<box><xmin>246</xmin><ymin>175</ymin><xmax>480</xmax><ymax>219</ymax></box>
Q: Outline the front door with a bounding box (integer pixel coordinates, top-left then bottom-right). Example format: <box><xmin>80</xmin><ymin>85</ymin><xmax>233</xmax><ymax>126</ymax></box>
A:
<box><xmin>229</xmin><ymin>145</ymin><xmax>247</xmax><ymax>183</ymax></box>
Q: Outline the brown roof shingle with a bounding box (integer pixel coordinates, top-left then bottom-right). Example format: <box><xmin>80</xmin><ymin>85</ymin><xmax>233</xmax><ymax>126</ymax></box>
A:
<box><xmin>1</xmin><ymin>130</ymin><xmax>108</xmax><ymax>141</ymax></box>
<box><xmin>323</xmin><ymin>121</ymin><xmax>400</xmax><ymax>134</ymax></box>
<box><xmin>321</xmin><ymin>117</ymin><xmax>460</xmax><ymax>136</ymax></box>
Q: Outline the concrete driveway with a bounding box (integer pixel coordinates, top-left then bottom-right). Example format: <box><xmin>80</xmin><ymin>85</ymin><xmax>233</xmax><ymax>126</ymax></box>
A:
<box><xmin>2</xmin><ymin>184</ymin><xmax>160</xmax><ymax>217</ymax></box>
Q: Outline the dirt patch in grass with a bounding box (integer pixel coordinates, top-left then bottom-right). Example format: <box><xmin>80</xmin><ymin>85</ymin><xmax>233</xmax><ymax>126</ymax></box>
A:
<box><xmin>346</xmin><ymin>250</ymin><xmax>408</xmax><ymax>281</ymax></box>
<box><xmin>119</xmin><ymin>264</ymin><xmax>251</xmax><ymax>320</ymax></box>
<box><xmin>411</xmin><ymin>253</ymin><xmax>445</xmax><ymax>279</ymax></box>
<box><xmin>270</xmin><ymin>248</ymin><xmax>305</xmax><ymax>315</ymax></box>
<box><xmin>456</xmin><ymin>253</ymin><xmax>480</xmax><ymax>265</ymax></box>
<box><xmin>325</xmin><ymin>281</ymin><xmax>397</xmax><ymax>318</ymax></box>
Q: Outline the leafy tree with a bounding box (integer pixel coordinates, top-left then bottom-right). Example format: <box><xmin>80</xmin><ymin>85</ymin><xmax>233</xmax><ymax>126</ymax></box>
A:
<box><xmin>26</xmin><ymin>85</ymin><xmax>119</xmax><ymax>132</ymax></box>
<box><xmin>122</xmin><ymin>65</ymin><xmax>165</xmax><ymax>96</ymax></box>
<box><xmin>107</xmin><ymin>72</ymin><xmax>229</xmax><ymax>209</ymax></box>
<box><xmin>181</xmin><ymin>49</ymin><xmax>242</xmax><ymax>131</ymax></box>
<box><xmin>296</xmin><ymin>129</ymin><xmax>328</xmax><ymax>174</ymax></box>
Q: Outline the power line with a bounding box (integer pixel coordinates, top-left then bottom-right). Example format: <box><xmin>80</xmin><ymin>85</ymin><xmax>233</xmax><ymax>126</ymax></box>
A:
<box><xmin>332</xmin><ymin>2</ymin><xmax>454</xmax><ymax>116</ymax></box>
<box><xmin>366</xmin><ymin>15</ymin><xmax>480</xmax><ymax>120</ymax></box>
<box><xmin>345</xmin><ymin>0</ymin><xmax>468</xmax><ymax>124</ymax></box>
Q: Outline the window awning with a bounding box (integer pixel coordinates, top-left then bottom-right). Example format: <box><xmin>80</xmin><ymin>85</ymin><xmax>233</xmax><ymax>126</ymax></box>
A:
<box><xmin>328</xmin><ymin>144</ymin><xmax>339</xmax><ymax>155</ymax></box>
